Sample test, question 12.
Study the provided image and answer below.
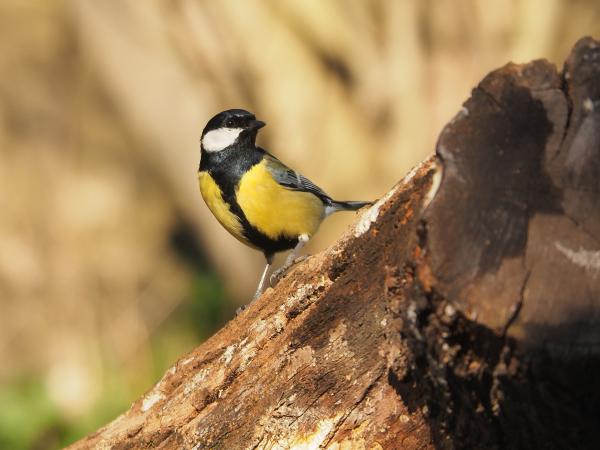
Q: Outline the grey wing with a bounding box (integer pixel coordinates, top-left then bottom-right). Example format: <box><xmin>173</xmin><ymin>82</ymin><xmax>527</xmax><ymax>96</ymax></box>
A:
<box><xmin>263</xmin><ymin>153</ymin><xmax>332</xmax><ymax>204</ymax></box>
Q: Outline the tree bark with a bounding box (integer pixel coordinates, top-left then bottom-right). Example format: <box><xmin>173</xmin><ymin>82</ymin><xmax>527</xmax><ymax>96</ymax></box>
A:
<box><xmin>69</xmin><ymin>37</ymin><xmax>600</xmax><ymax>450</ymax></box>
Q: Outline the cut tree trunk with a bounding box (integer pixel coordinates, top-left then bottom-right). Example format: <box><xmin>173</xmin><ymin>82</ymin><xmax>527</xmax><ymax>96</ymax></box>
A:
<box><xmin>69</xmin><ymin>37</ymin><xmax>600</xmax><ymax>450</ymax></box>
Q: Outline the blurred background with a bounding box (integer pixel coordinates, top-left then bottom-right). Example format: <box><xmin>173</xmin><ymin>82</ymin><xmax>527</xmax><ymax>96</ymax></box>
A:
<box><xmin>0</xmin><ymin>0</ymin><xmax>598</xmax><ymax>448</ymax></box>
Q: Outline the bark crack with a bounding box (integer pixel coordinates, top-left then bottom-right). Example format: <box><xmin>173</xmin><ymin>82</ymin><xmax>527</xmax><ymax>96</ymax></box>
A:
<box><xmin>501</xmin><ymin>269</ymin><xmax>530</xmax><ymax>339</ymax></box>
<box><xmin>319</xmin><ymin>366</ymin><xmax>386</xmax><ymax>448</ymax></box>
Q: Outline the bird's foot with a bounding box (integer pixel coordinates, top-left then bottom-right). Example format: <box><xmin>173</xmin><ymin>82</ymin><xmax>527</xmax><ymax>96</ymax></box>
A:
<box><xmin>235</xmin><ymin>288</ymin><xmax>265</xmax><ymax>315</ymax></box>
<box><xmin>269</xmin><ymin>255</ymin><xmax>309</xmax><ymax>286</ymax></box>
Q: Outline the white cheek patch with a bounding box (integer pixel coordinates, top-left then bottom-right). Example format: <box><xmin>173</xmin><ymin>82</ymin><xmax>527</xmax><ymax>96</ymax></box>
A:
<box><xmin>202</xmin><ymin>128</ymin><xmax>243</xmax><ymax>152</ymax></box>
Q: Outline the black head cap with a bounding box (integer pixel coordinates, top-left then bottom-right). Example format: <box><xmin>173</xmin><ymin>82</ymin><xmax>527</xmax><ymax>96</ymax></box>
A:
<box><xmin>202</xmin><ymin>109</ymin><xmax>265</xmax><ymax>136</ymax></box>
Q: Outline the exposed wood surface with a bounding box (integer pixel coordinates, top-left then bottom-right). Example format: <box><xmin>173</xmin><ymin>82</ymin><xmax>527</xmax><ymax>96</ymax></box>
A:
<box><xmin>70</xmin><ymin>37</ymin><xmax>600</xmax><ymax>450</ymax></box>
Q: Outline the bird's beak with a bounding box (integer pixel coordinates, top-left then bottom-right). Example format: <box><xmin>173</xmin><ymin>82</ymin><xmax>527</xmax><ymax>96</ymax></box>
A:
<box><xmin>248</xmin><ymin>120</ymin><xmax>266</xmax><ymax>131</ymax></box>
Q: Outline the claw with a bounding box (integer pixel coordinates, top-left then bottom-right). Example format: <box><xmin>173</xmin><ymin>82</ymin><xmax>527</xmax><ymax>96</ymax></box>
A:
<box><xmin>269</xmin><ymin>255</ymin><xmax>309</xmax><ymax>286</ymax></box>
<box><xmin>269</xmin><ymin>268</ymin><xmax>285</xmax><ymax>286</ymax></box>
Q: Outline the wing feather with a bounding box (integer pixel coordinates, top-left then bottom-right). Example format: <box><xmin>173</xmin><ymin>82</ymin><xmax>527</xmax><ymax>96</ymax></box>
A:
<box><xmin>262</xmin><ymin>152</ymin><xmax>332</xmax><ymax>204</ymax></box>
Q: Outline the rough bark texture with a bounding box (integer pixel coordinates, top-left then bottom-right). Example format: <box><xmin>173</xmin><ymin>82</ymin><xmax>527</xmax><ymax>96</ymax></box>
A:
<box><xmin>70</xmin><ymin>37</ymin><xmax>600</xmax><ymax>450</ymax></box>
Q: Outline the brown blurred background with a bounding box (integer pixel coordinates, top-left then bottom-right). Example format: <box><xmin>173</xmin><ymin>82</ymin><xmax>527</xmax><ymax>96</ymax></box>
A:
<box><xmin>0</xmin><ymin>0</ymin><xmax>598</xmax><ymax>448</ymax></box>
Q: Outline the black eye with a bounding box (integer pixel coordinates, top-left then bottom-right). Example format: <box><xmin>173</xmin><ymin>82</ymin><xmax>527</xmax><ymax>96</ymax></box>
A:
<box><xmin>225</xmin><ymin>118</ymin><xmax>236</xmax><ymax>127</ymax></box>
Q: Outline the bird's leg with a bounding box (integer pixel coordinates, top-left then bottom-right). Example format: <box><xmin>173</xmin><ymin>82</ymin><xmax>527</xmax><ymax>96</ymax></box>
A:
<box><xmin>253</xmin><ymin>257</ymin><xmax>272</xmax><ymax>300</ymax></box>
<box><xmin>237</xmin><ymin>254</ymin><xmax>274</xmax><ymax>315</ymax></box>
<box><xmin>270</xmin><ymin>234</ymin><xmax>310</xmax><ymax>286</ymax></box>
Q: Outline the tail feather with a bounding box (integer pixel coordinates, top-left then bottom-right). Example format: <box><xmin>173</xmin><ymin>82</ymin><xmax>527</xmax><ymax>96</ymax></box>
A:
<box><xmin>325</xmin><ymin>200</ymin><xmax>372</xmax><ymax>216</ymax></box>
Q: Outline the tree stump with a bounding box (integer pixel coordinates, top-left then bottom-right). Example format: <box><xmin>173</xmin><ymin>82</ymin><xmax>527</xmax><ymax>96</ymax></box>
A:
<box><xmin>69</xmin><ymin>37</ymin><xmax>600</xmax><ymax>450</ymax></box>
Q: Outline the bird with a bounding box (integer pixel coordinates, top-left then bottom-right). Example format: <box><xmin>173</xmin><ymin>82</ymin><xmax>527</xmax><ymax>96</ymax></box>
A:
<box><xmin>198</xmin><ymin>109</ymin><xmax>371</xmax><ymax>302</ymax></box>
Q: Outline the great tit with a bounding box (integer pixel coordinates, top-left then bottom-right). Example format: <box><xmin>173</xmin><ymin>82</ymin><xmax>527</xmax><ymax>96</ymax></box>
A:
<box><xmin>198</xmin><ymin>109</ymin><xmax>370</xmax><ymax>301</ymax></box>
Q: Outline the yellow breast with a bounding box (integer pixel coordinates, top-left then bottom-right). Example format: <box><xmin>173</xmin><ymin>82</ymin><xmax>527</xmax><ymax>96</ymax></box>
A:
<box><xmin>236</xmin><ymin>160</ymin><xmax>325</xmax><ymax>240</ymax></box>
<box><xmin>198</xmin><ymin>171</ymin><xmax>248</xmax><ymax>245</ymax></box>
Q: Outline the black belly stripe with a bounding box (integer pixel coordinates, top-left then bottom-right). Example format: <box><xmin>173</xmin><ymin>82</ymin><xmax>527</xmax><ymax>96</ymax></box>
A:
<box><xmin>200</xmin><ymin>144</ymin><xmax>299</xmax><ymax>256</ymax></box>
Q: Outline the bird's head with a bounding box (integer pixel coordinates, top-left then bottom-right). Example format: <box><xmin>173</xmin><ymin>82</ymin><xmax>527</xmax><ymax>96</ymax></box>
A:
<box><xmin>201</xmin><ymin>109</ymin><xmax>265</xmax><ymax>153</ymax></box>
